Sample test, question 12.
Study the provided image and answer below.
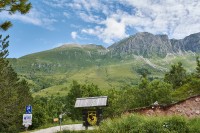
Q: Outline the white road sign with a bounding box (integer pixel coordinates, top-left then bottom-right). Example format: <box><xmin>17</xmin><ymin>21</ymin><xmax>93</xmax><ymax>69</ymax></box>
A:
<box><xmin>23</xmin><ymin>114</ymin><xmax>32</xmax><ymax>125</ymax></box>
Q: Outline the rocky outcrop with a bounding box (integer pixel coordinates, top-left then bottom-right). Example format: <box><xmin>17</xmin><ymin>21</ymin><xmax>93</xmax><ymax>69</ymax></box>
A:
<box><xmin>127</xmin><ymin>95</ymin><xmax>200</xmax><ymax>118</ymax></box>
<box><xmin>171</xmin><ymin>32</ymin><xmax>200</xmax><ymax>53</ymax></box>
<box><xmin>108</xmin><ymin>32</ymin><xmax>200</xmax><ymax>58</ymax></box>
<box><xmin>108</xmin><ymin>32</ymin><xmax>174</xmax><ymax>58</ymax></box>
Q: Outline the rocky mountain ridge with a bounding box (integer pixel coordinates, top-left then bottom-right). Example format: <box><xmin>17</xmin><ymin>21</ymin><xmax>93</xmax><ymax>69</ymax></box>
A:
<box><xmin>49</xmin><ymin>32</ymin><xmax>200</xmax><ymax>58</ymax></box>
<box><xmin>108</xmin><ymin>32</ymin><xmax>200</xmax><ymax>58</ymax></box>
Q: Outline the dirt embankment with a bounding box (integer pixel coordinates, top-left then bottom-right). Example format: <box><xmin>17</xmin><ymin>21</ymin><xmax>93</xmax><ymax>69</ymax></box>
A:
<box><xmin>127</xmin><ymin>95</ymin><xmax>200</xmax><ymax>118</ymax></box>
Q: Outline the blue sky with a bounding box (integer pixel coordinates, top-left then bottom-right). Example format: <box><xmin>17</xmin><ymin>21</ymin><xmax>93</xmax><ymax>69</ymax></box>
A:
<box><xmin>1</xmin><ymin>0</ymin><xmax>200</xmax><ymax>58</ymax></box>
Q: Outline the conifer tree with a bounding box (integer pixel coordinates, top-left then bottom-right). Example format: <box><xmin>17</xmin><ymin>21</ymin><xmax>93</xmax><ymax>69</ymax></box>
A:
<box><xmin>196</xmin><ymin>56</ymin><xmax>200</xmax><ymax>77</ymax></box>
<box><xmin>65</xmin><ymin>81</ymin><xmax>102</xmax><ymax>120</ymax></box>
<box><xmin>0</xmin><ymin>35</ymin><xmax>32</xmax><ymax>132</ymax></box>
<box><xmin>164</xmin><ymin>62</ymin><xmax>187</xmax><ymax>89</ymax></box>
<box><xmin>0</xmin><ymin>0</ymin><xmax>31</xmax><ymax>31</ymax></box>
<box><xmin>139</xmin><ymin>72</ymin><xmax>149</xmax><ymax>89</ymax></box>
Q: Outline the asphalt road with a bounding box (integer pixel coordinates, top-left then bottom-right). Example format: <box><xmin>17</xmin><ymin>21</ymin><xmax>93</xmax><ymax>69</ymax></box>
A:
<box><xmin>30</xmin><ymin>124</ymin><xmax>94</xmax><ymax>133</ymax></box>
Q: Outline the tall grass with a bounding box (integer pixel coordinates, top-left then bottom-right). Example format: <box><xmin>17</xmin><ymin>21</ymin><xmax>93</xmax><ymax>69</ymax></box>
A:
<box><xmin>98</xmin><ymin>114</ymin><xmax>199</xmax><ymax>133</ymax></box>
<box><xmin>60</xmin><ymin>115</ymin><xmax>200</xmax><ymax>133</ymax></box>
<box><xmin>99</xmin><ymin>115</ymin><xmax>165</xmax><ymax>133</ymax></box>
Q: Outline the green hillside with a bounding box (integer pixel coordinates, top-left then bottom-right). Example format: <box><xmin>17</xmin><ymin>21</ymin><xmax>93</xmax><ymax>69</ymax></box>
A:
<box><xmin>8</xmin><ymin>32</ymin><xmax>200</xmax><ymax>97</ymax></box>
<box><xmin>9</xmin><ymin>43</ymin><xmax>198</xmax><ymax>97</ymax></box>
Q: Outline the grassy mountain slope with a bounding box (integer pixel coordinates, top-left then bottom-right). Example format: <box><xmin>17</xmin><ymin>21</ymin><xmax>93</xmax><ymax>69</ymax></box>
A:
<box><xmin>8</xmin><ymin>32</ymin><xmax>200</xmax><ymax>97</ymax></box>
<box><xmin>10</xmin><ymin>53</ymin><xmax>198</xmax><ymax>97</ymax></box>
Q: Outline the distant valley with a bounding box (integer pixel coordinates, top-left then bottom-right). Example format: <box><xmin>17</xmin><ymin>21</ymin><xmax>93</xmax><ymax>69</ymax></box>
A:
<box><xmin>9</xmin><ymin>32</ymin><xmax>200</xmax><ymax>97</ymax></box>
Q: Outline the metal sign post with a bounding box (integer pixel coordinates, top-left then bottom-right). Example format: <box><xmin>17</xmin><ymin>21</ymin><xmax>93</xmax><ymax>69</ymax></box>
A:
<box><xmin>24</xmin><ymin>124</ymin><xmax>29</xmax><ymax>132</ymax></box>
<box><xmin>59</xmin><ymin>114</ymin><xmax>62</xmax><ymax>131</ymax></box>
<box><xmin>23</xmin><ymin>105</ymin><xmax>32</xmax><ymax>131</ymax></box>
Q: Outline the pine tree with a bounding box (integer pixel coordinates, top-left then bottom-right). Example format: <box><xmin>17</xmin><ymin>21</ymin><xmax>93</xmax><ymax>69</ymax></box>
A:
<box><xmin>139</xmin><ymin>73</ymin><xmax>149</xmax><ymax>89</ymax></box>
<box><xmin>196</xmin><ymin>56</ymin><xmax>200</xmax><ymax>78</ymax></box>
<box><xmin>65</xmin><ymin>81</ymin><xmax>102</xmax><ymax>120</ymax></box>
<box><xmin>164</xmin><ymin>62</ymin><xmax>187</xmax><ymax>89</ymax></box>
<box><xmin>0</xmin><ymin>0</ymin><xmax>31</xmax><ymax>31</ymax></box>
<box><xmin>0</xmin><ymin>35</ymin><xmax>32</xmax><ymax>132</ymax></box>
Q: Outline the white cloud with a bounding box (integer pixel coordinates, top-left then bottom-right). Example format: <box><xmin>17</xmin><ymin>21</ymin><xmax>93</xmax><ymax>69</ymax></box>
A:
<box><xmin>11</xmin><ymin>0</ymin><xmax>200</xmax><ymax>43</ymax></box>
<box><xmin>42</xmin><ymin>0</ymin><xmax>69</xmax><ymax>8</ymax></box>
<box><xmin>68</xmin><ymin>3</ymin><xmax>82</xmax><ymax>9</ymax></box>
<box><xmin>82</xmin><ymin>26</ymin><xmax>102</xmax><ymax>36</ymax></box>
<box><xmin>100</xmin><ymin>18</ymin><xmax>128</xmax><ymax>43</ymax></box>
<box><xmin>0</xmin><ymin>9</ymin><xmax>41</xmax><ymax>25</ymax></box>
<box><xmin>79</xmin><ymin>12</ymin><xmax>102</xmax><ymax>23</ymax></box>
<box><xmin>69</xmin><ymin>0</ymin><xmax>101</xmax><ymax>12</ymax></box>
<box><xmin>63</xmin><ymin>12</ymin><xmax>69</xmax><ymax>17</ymax></box>
<box><xmin>82</xmin><ymin>18</ymin><xmax>128</xmax><ymax>44</ymax></box>
<box><xmin>0</xmin><ymin>8</ymin><xmax>57</xmax><ymax>30</ymax></box>
<box><xmin>71</xmin><ymin>31</ymin><xmax>78</xmax><ymax>39</ymax></box>
<box><xmin>119</xmin><ymin>0</ymin><xmax>200</xmax><ymax>39</ymax></box>
<box><xmin>76</xmin><ymin>0</ymin><xmax>200</xmax><ymax>43</ymax></box>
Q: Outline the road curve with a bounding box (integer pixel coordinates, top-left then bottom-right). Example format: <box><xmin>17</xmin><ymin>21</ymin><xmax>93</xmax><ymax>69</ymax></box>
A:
<box><xmin>30</xmin><ymin>124</ymin><xmax>94</xmax><ymax>133</ymax></box>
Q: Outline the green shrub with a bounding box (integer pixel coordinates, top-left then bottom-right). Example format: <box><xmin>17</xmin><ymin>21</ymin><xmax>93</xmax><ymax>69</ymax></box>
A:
<box><xmin>164</xmin><ymin>116</ymin><xmax>189</xmax><ymax>133</ymax></box>
<box><xmin>188</xmin><ymin>118</ymin><xmax>200</xmax><ymax>133</ymax></box>
<box><xmin>141</xmin><ymin>120</ymin><xmax>163</xmax><ymax>133</ymax></box>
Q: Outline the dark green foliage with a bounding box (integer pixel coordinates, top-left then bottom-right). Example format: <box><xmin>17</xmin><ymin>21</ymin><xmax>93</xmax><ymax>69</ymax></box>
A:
<box><xmin>172</xmin><ymin>78</ymin><xmax>200</xmax><ymax>101</ymax></box>
<box><xmin>136</xmin><ymin>67</ymin><xmax>151</xmax><ymax>77</ymax></box>
<box><xmin>0</xmin><ymin>35</ymin><xmax>32</xmax><ymax>132</ymax></box>
<box><xmin>164</xmin><ymin>62</ymin><xmax>188</xmax><ymax>89</ymax></box>
<box><xmin>30</xmin><ymin>96</ymin><xmax>65</xmax><ymax>129</ymax></box>
<box><xmin>165</xmin><ymin>116</ymin><xmax>189</xmax><ymax>133</ymax></box>
<box><xmin>196</xmin><ymin>56</ymin><xmax>200</xmax><ymax>78</ymax></box>
<box><xmin>65</xmin><ymin>81</ymin><xmax>83</xmax><ymax>120</ymax></box>
<box><xmin>0</xmin><ymin>21</ymin><xmax>12</xmax><ymax>31</ymax></box>
<box><xmin>0</xmin><ymin>0</ymin><xmax>32</xmax><ymax>31</ymax></box>
<box><xmin>147</xmin><ymin>80</ymin><xmax>172</xmax><ymax>105</ymax></box>
<box><xmin>0</xmin><ymin>35</ymin><xmax>9</xmax><ymax>58</ymax></box>
<box><xmin>103</xmin><ymin>88</ymin><xmax>127</xmax><ymax>117</ymax></box>
<box><xmin>31</xmin><ymin>103</ymin><xmax>48</xmax><ymax>129</ymax></box>
<box><xmin>139</xmin><ymin>75</ymin><xmax>148</xmax><ymax>89</ymax></box>
<box><xmin>103</xmin><ymin>80</ymin><xmax>172</xmax><ymax>118</ymax></box>
<box><xmin>134</xmin><ymin>80</ymin><xmax>172</xmax><ymax>107</ymax></box>
<box><xmin>65</xmin><ymin>81</ymin><xmax>102</xmax><ymax>120</ymax></box>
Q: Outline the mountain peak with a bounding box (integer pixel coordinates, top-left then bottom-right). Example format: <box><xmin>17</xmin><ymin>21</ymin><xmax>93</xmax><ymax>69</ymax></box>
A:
<box><xmin>108</xmin><ymin>32</ymin><xmax>173</xmax><ymax>58</ymax></box>
<box><xmin>59</xmin><ymin>44</ymin><xmax>82</xmax><ymax>48</ymax></box>
<box><xmin>57</xmin><ymin>44</ymin><xmax>106</xmax><ymax>50</ymax></box>
<box><xmin>135</xmin><ymin>32</ymin><xmax>154</xmax><ymax>36</ymax></box>
<box><xmin>108</xmin><ymin>31</ymin><xmax>200</xmax><ymax>58</ymax></box>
